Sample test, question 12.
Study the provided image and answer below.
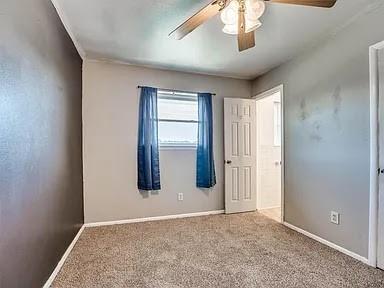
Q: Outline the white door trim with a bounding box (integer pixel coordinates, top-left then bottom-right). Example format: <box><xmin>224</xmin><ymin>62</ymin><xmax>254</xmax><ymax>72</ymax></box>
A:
<box><xmin>369</xmin><ymin>40</ymin><xmax>384</xmax><ymax>267</ymax></box>
<box><xmin>253</xmin><ymin>84</ymin><xmax>285</xmax><ymax>223</ymax></box>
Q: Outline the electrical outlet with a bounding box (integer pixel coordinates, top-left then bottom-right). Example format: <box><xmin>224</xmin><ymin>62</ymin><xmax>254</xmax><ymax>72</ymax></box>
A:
<box><xmin>330</xmin><ymin>211</ymin><xmax>340</xmax><ymax>225</ymax></box>
<box><xmin>178</xmin><ymin>193</ymin><xmax>183</xmax><ymax>201</ymax></box>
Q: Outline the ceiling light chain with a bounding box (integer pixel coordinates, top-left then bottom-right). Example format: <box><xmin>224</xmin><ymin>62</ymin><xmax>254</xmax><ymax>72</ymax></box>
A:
<box><xmin>215</xmin><ymin>0</ymin><xmax>229</xmax><ymax>10</ymax></box>
<box><xmin>239</xmin><ymin>0</ymin><xmax>246</xmax><ymax>11</ymax></box>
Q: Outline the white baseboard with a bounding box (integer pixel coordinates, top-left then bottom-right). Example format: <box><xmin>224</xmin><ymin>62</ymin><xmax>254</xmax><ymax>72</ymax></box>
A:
<box><xmin>258</xmin><ymin>205</ymin><xmax>281</xmax><ymax>211</ymax></box>
<box><xmin>43</xmin><ymin>225</ymin><xmax>85</xmax><ymax>288</ymax></box>
<box><xmin>283</xmin><ymin>222</ymin><xmax>369</xmax><ymax>265</ymax></box>
<box><xmin>85</xmin><ymin>210</ymin><xmax>225</xmax><ymax>228</ymax></box>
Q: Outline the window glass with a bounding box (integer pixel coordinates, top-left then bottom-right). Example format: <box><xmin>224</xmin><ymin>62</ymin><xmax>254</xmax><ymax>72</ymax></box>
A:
<box><xmin>158</xmin><ymin>91</ymin><xmax>198</xmax><ymax>146</ymax></box>
<box><xmin>158</xmin><ymin>122</ymin><xmax>197</xmax><ymax>146</ymax></box>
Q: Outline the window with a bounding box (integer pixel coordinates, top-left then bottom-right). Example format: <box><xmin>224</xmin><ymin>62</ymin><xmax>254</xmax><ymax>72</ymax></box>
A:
<box><xmin>273</xmin><ymin>101</ymin><xmax>281</xmax><ymax>146</ymax></box>
<box><xmin>158</xmin><ymin>90</ymin><xmax>198</xmax><ymax>147</ymax></box>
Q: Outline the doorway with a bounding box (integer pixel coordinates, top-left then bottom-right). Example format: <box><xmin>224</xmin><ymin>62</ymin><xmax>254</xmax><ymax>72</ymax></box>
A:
<box><xmin>254</xmin><ymin>85</ymin><xmax>284</xmax><ymax>223</ymax></box>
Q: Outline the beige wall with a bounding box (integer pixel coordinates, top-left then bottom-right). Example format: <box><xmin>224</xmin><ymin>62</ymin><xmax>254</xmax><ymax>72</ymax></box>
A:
<box><xmin>256</xmin><ymin>92</ymin><xmax>281</xmax><ymax>210</ymax></box>
<box><xmin>83</xmin><ymin>60</ymin><xmax>252</xmax><ymax>223</ymax></box>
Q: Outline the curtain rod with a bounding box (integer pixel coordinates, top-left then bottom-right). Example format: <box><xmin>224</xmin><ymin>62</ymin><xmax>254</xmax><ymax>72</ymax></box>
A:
<box><xmin>137</xmin><ymin>86</ymin><xmax>216</xmax><ymax>96</ymax></box>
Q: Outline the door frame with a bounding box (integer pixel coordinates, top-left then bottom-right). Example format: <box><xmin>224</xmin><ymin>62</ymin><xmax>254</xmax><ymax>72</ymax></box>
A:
<box><xmin>369</xmin><ymin>40</ymin><xmax>384</xmax><ymax>267</ymax></box>
<box><xmin>253</xmin><ymin>84</ymin><xmax>285</xmax><ymax>223</ymax></box>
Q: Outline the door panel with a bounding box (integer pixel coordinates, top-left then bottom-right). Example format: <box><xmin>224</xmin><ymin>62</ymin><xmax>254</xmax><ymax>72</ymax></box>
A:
<box><xmin>225</xmin><ymin>98</ymin><xmax>257</xmax><ymax>214</ymax></box>
<box><xmin>231</xmin><ymin>167</ymin><xmax>240</xmax><ymax>201</ymax></box>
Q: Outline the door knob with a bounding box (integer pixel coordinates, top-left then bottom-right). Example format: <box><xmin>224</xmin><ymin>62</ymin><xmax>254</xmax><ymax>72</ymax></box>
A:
<box><xmin>225</xmin><ymin>160</ymin><xmax>232</xmax><ymax>164</ymax></box>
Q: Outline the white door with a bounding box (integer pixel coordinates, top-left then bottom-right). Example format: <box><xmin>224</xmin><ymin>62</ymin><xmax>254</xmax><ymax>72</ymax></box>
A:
<box><xmin>224</xmin><ymin>98</ymin><xmax>257</xmax><ymax>214</ymax></box>
<box><xmin>378</xmin><ymin>47</ymin><xmax>384</xmax><ymax>270</ymax></box>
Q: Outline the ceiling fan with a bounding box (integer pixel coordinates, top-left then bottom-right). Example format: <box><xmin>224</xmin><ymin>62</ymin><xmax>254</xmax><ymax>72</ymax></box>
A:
<box><xmin>169</xmin><ymin>0</ymin><xmax>338</xmax><ymax>52</ymax></box>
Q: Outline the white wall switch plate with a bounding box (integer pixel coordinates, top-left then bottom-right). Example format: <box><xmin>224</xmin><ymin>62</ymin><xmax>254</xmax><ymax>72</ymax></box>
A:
<box><xmin>330</xmin><ymin>211</ymin><xmax>340</xmax><ymax>225</ymax></box>
<box><xmin>178</xmin><ymin>193</ymin><xmax>183</xmax><ymax>201</ymax></box>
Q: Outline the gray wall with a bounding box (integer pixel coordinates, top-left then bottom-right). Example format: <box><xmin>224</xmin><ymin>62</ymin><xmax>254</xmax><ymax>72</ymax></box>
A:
<box><xmin>0</xmin><ymin>0</ymin><xmax>83</xmax><ymax>287</ymax></box>
<box><xmin>252</xmin><ymin>3</ymin><xmax>384</xmax><ymax>258</ymax></box>
<box><xmin>83</xmin><ymin>60</ymin><xmax>251</xmax><ymax>223</ymax></box>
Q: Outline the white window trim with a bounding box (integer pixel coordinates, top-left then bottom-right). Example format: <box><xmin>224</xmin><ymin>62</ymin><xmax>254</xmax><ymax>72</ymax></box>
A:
<box><xmin>159</xmin><ymin>143</ymin><xmax>197</xmax><ymax>150</ymax></box>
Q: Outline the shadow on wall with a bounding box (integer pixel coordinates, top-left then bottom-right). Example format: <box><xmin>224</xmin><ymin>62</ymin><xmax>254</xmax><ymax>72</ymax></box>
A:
<box><xmin>297</xmin><ymin>85</ymin><xmax>343</xmax><ymax>143</ymax></box>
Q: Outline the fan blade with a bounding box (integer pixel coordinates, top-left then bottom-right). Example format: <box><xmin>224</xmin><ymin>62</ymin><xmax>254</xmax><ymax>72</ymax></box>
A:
<box><xmin>238</xmin><ymin>4</ymin><xmax>255</xmax><ymax>52</ymax></box>
<box><xmin>169</xmin><ymin>1</ymin><xmax>226</xmax><ymax>40</ymax></box>
<box><xmin>266</xmin><ymin>0</ymin><xmax>337</xmax><ymax>8</ymax></box>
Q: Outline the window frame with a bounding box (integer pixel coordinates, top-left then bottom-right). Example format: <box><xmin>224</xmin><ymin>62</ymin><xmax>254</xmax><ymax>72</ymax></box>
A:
<box><xmin>157</xmin><ymin>90</ymin><xmax>198</xmax><ymax>149</ymax></box>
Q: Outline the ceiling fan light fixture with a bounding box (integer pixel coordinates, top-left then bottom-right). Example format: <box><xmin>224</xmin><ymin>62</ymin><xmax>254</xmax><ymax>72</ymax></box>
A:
<box><xmin>222</xmin><ymin>19</ymin><xmax>261</xmax><ymax>35</ymax></box>
<box><xmin>221</xmin><ymin>0</ymin><xmax>265</xmax><ymax>35</ymax></box>
<box><xmin>169</xmin><ymin>0</ymin><xmax>338</xmax><ymax>52</ymax></box>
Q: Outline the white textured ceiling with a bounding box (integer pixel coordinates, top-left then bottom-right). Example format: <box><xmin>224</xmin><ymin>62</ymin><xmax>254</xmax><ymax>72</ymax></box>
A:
<box><xmin>54</xmin><ymin>0</ymin><xmax>378</xmax><ymax>79</ymax></box>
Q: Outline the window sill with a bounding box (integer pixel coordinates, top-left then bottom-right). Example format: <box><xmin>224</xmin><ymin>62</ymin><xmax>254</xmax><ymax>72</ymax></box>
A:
<box><xmin>160</xmin><ymin>145</ymin><xmax>197</xmax><ymax>150</ymax></box>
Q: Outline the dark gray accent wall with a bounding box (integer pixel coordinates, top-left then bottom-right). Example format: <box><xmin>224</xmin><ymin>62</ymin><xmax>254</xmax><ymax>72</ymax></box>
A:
<box><xmin>252</xmin><ymin>3</ymin><xmax>384</xmax><ymax>258</ymax></box>
<box><xmin>0</xmin><ymin>0</ymin><xmax>83</xmax><ymax>287</ymax></box>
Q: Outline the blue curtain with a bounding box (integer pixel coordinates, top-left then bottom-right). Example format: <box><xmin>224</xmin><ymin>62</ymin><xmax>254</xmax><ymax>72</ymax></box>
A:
<box><xmin>137</xmin><ymin>87</ymin><xmax>161</xmax><ymax>190</ymax></box>
<box><xmin>196</xmin><ymin>93</ymin><xmax>216</xmax><ymax>188</ymax></box>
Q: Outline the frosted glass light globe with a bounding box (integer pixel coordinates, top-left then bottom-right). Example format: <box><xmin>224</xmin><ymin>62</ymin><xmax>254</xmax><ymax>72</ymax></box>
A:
<box><xmin>220</xmin><ymin>0</ymin><xmax>239</xmax><ymax>25</ymax></box>
<box><xmin>245</xmin><ymin>0</ymin><xmax>266</xmax><ymax>22</ymax></box>
<box><xmin>222</xmin><ymin>19</ymin><xmax>262</xmax><ymax>35</ymax></box>
<box><xmin>222</xmin><ymin>24</ymin><xmax>238</xmax><ymax>35</ymax></box>
<box><xmin>245</xmin><ymin>19</ymin><xmax>262</xmax><ymax>33</ymax></box>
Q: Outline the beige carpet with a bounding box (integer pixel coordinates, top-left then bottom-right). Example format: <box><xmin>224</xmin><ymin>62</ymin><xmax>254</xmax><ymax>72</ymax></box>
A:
<box><xmin>259</xmin><ymin>207</ymin><xmax>281</xmax><ymax>223</ymax></box>
<box><xmin>52</xmin><ymin>212</ymin><xmax>384</xmax><ymax>288</ymax></box>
